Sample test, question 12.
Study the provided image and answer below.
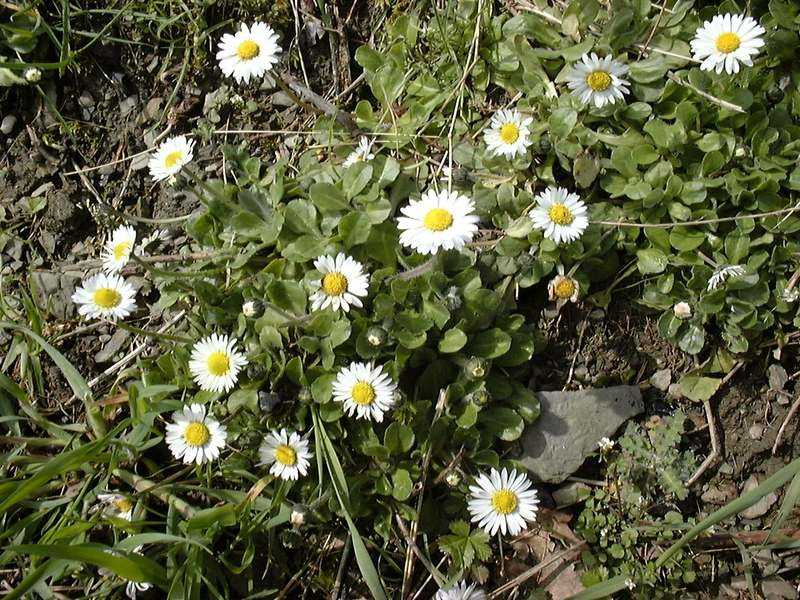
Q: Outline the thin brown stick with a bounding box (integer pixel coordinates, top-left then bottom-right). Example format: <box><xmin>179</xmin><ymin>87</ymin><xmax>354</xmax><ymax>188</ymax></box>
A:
<box><xmin>596</xmin><ymin>206</ymin><xmax>800</xmax><ymax>228</ymax></box>
<box><xmin>395</xmin><ymin>515</ymin><xmax>445</xmax><ymax>588</ymax></box>
<box><xmin>772</xmin><ymin>394</ymin><xmax>800</xmax><ymax>456</ymax></box>
<box><xmin>487</xmin><ymin>541</ymin><xmax>587</xmax><ymax>598</ymax></box>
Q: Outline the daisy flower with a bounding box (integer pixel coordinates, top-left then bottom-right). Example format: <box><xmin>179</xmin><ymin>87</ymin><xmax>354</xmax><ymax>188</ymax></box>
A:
<box><xmin>548</xmin><ymin>265</ymin><xmax>580</xmax><ymax>304</ymax></box>
<box><xmin>147</xmin><ymin>135</ymin><xmax>195</xmax><ymax>183</ymax></box>
<box><xmin>343</xmin><ymin>137</ymin><xmax>375</xmax><ymax>167</ymax></box>
<box><xmin>597</xmin><ymin>437</ymin><xmax>615</xmax><ymax>452</ymax></box>
<box><xmin>165</xmin><ymin>403</ymin><xmax>227</xmax><ymax>465</ymax></box>
<box><xmin>435</xmin><ymin>581</ymin><xmax>487</xmax><ymax>600</ymax></box>
<box><xmin>71</xmin><ymin>273</ymin><xmax>137</xmax><ymax>321</ymax></box>
<box><xmin>216</xmin><ymin>22</ymin><xmax>281</xmax><ymax>84</ymax></box>
<box><xmin>97</xmin><ymin>492</ymin><xmax>134</xmax><ymax>521</ymax></box>
<box><xmin>483</xmin><ymin>109</ymin><xmax>533</xmax><ymax>159</ymax></box>
<box><xmin>691</xmin><ymin>14</ymin><xmax>765</xmax><ymax>75</ymax></box>
<box><xmin>125</xmin><ymin>547</ymin><xmax>152</xmax><ymax>599</ymax></box>
<box><xmin>309</xmin><ymin>253</ymin><xmax>370</xmax><ymax>313</ymax></box>
<box><xmin>707</xmin><ymin>264</ymin><xmax>745</xmax><ymax>291</ymax></box>
<box><xmin>101</xmin><ymin>225</ymin><xmax>137</xmax><ymax>273</ymax></box>
<box><xmin>468</xmin><ymin>467</ymin><xmax>539</xmax><ymax>536</ymax></box>
<box><xmin>397</xmin><ymin>189</ymin><xmax>480</xmax><ymax>255</ymax></box>
<box><xmin>188</xmin><ymin>333</ymin><xmax>248</xmax><ymax>394</ymax></box>
<box><xmin>258</xmin><ymin>429</ymin><xmax>312</xmax><ymax>481</ymax></box>
<box><xmin>529</xmin><ymin>187</ymin><xmax>589</xmax><ymax>245</ymax></box>
<box><xmin>332</xmin><ymin>361</ymin><xmax>398</xmax><ymax>422</ymax></box>
<box><xmin>566</xmin><ymin>53</ymin><xmax>630</xmax><ymax>108</ymax></box>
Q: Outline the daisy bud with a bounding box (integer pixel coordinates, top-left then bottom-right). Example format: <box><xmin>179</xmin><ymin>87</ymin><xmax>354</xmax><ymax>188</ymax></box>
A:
<box><xmin>466</xmin><ymin>387</ymin><xmax>491</xmax><ymax>406</ymax></box>
<box><xmin>290</xmin><ymin>504</ymin><xmax>308</xmax><ymax>527</ymax></box>
<box><xmin>464</xmin><ymin>357</ymin><xmax>488</xmax><ymax>380</ymax></box>
<box><xmin>366</xmin><ymin>326</ymin><xmax>387</xmax><ymax>347</ymax></box>
<box><xmin>24</xmin><ymin>67</ymin><xmax>42</xmax><ymax>83</ymax></box>
<box><xmin>297</xmin><ymin>387</ymin><xmax>313</xmax><ymax>404</ymax></box>
<box><xmin>242</xmin><ymin>299</ymin><xmax>264</xmax><ymax>318</ymax></box>
<box><xmin>673</xmin><ymin>302</ymin><xmax>692</xmax><ymax>320</ymax></box>
<box><xmin>445</xmin><ymin>471</ymin><xmax>461</xmax><ymax>487</ymax></box>
<box><xmin>782</xmin><ymin>288</ymin><xmax>800</xmax><ymax>303</ymax></box>
<box><xmin>734</xmin><ymin>144</ymin><xmax>747</xmax><ymax>159</ymax></box>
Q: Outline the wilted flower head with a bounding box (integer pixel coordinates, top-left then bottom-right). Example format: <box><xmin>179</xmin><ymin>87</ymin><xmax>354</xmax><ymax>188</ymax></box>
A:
<box><xmin>673</xmin><ymin>301</ymin><xmax>692</xmax><ymax>319</ymax></box>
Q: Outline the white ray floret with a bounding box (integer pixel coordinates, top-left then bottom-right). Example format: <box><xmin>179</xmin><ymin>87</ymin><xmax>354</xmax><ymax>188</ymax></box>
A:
<box><xmin>566</xmin><ymin>53</ymin><xmax>630</xmax><ymax>108</ymax></box>
<box><xmin>397</xmin><ymin>189</ymin><xmax>480</xmax><ymax>255</ymax></box>
<box><xmin>707</xmin><ymin>264</ymin><xmax>746</xmax><ymax>291</ymax></box>
<box><xmin>188</xmin><ymin>333</ymin><xmax>248</xmax><ymax>394</ymax></box>
<box><xmin>548</xmin><ymin>264</ymin><xmax>580</xmax><ymax>303</ymax></box>
<box><xmin>483</xmin><ymin>109</ymin><xmax>533</xmax><ymax>159</ymax></box>
<box><xmin>343</xmin><ymin>137</ymin><xmax>376</xmax><ymax>167</ymax></box>
<box><xmin>468</xmin><ymin>467</ymin><xmax>539</xmax><ymax>536</ymax></box>
<box><xmin>101</xmin><ymin>225</ymin><xmax>137</xmax><ymax>273</ymax></box>
<box><xmin>691</xmin><ymin>14</ymin><xmax>765</xmax><ymax>75</ymax></box>
<box><xmin>332</xmin><ymin>362</ymin><xmax>398</xmax><ymax>422</ymax></box>
<box><xmin>529</xmin><ymin>187</ymin><xmax>588</xmax><ymax>245</ymax></box>
<box><xmin>97</xmin><ymin>492</ymin><xmax>134</xmax><ymax>521</ymax></box>
<box><xmin>309</xmin><ymin>253</ymin><xmax>370</xmax><ymax>313</ymax></box>
<box><xmin>165</xmin><ymin>403</ymin><xmax>227</xmax><ymax>465</ymax></box>
<box><xmin>435</xmin><ymin>581</ymin><xmax>487</xmax><ymax>600</ymax></box>
<box><xmin>217</xmin><ymin>22</ymin><xmax>281</xmax><ymax>83</ymax></box>
<box><xmin>258</xmin><ymin>428</ymin><xmax>312</xmax><ymax>481</ymax></box>
<box><xmin>71</xmin><ymin>273</ymin><xmax>137</xmax><ymax>321</ymax></box>
<box><xmin>147</xmin><ymin>135</ymin><xmax>195</xmax><ymax>183</ymax></box>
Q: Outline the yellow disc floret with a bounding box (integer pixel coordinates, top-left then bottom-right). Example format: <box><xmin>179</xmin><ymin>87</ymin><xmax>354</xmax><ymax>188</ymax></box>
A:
<box><xmin>164</xmin><ymin>151</ymin><xmax>184</xmax><ymax>169</ymax></box>
<box><xmin>93</xmin><ymin>288</ymin><xmax>122</xmax><ymax>309</ymax></box>
<box><xmin>184</xmin><ymin>422</ymin><xmax>210</xmax><ymax>447</ymax></box>
<box><xmin>586</xmin><ymin>70</ymin><xmax>612</xmax><ymax>92</ymax></box>
<box><xmin>114</xmin><ymin>498</ymin><xmax>133</xmax><ymax>513</ymax></box>
<box><xmin>275</xmin><ymin>444</ymin><xmax>298</xmax><ymax>466</ymax></box>
<box><xmin>237</xmin><ymin>39</ymin><xmax>260</xmax><ymax>60</ymax></box>
<box><xmin>491</xmin><ymin>489</ymin><xmax>518</xmax><ymax>514</ymax></box>
<box><xmin>716</xmin><ymin>32</ymin><xmax>741</xmax><ymax>54</ymax></box>
<box><xmin>322</xmin><ymin>272</ymin><xmax>348</xmax><ymax>296</ymax></box>
<box><xmin>499</xmin><ymin>123</ymin><xmax>520</xmax><ymax>144</ymax></box>
<box><xmin>554</xmin><ymin>277</ymin><xmax>576</xmax><ymax>299</ymax></box>
<box><xmin>206</xmin><ymin>351</ymin><xmax>231</xmax><ymax>377</ymax></box>
<box><xmin>423</xmin><ymin>208</ymin><xmax>454</xmax><ymax>232</ymax></box>
<box><xmin>113</xmin><ymin>241</ymin><xmax>131</xmax><ymax>261</ymax></box>
<box><xmin>548</xmin><ymin>203</ymin><xmax>574</xmax><ymax>226</ymax></box>
<box><xmin>351</xmin><ymin>381</ymin><xmax>376</xmax><ymax>405</ymax></box>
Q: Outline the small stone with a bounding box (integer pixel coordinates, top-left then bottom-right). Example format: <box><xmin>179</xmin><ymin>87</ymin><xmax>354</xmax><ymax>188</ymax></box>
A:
<box><xmin>119</xmin><ymin>94</ymin><xmax>138</xmax><ymax>116</ymax></box>
<box><xmin>520</xmin><ymin>386</ymin><xmax>644</xmax><ymax>483</ymax></box>
<box><xmin>701</xmin><ymin>482</ymin><xmax>736</xmax><ymax>504</ymax></box>
<box><xmin>144</xmin><ymin>97</ymin><xmax>162</xmax><ymax>121</ymax></box>
<box><xmin>761</xmin><ymin>578</ymin><xmax>796</xmax><ymax>599</ymax></box>
<box><xmin>271</xmin><ymin>91</ymin><xmax>294</xmax><ymax>107</ymax></box>
<box><xmin>768</xmin><ymin>364</ymin><xmax>788</xmax><ymax>391</ymax></box>
<box><xmin>1</xmin><ymin>115</ymin><xmax>17</xmax><ymax>134</ymax></box>
<box><xmin>95</xmin><ymin>329</ymin><xmax>131</xmax><ymax>363</ymax></box>
<box><xmin>667</xmin><ymin>383</ymin><xmax>683</xmax><ymax>400</ymax></box>
<box><xmin>748</xmin><ymin>423</ymin><xmax>764</xmax><ymax>440</ymax></box>
<box><xmin>589</xmin><ymin>309</ymin><xmax>605</xmax><ymax>321</ymax></box>
<box><xmin>740</xmin><ymin>475</ymin><xmax>779</xmax><ymax>519</ymax></box>
<box><xmin>552</xmin><ymin>482</ymin><xmax>590</xmax><ymax>507</ymax></box>
<box><xmin>78</xmin><ymin>91</ymin><xmax>95</xmax><ymax>108</ymax></box>
<box><xmin>650</xmin><ymin>368</ymin><xmax>672</xmax><ymax>392</ymax></box>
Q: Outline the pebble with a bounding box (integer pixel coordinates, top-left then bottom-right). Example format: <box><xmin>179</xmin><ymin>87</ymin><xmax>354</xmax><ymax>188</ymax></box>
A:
<box><xmin>650</xmin><ymin>368</ymin><xmax>672</xmax><ymax>392</ymax></box>
<box><xmin>78</xmin><ymin>91</ymin><xmax>95</xmax><ymax>108</ymax></box>
<box><xmin>761</xmin><ymin>579</ymin><xmax>796</xmax><ymax>599</ymax></box>
<box><xmin>667</xmin><ymin>382</ymin><xmax>683</xmax><ymax>400</ymax></box>
<box><xmin>740</xmin><ymin>475</ymin><xmax>779</xmax><ymax>519</ymax></box>
<box><xmin>1</xmin><ymin>115</ymin><xmax>17</xmax><ymax>134</ymax></box>
<box><xmin>748</xmin><ymin>423</ymin><xmax>764</xmax><ymax>440</ymax></box>
<box><xmin>768</xmin><ymin>364</ymin><xmax>788</xmax><ymax>391</ymax></box>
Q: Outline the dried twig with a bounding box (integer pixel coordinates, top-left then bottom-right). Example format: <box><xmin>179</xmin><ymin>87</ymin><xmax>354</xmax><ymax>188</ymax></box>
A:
<box><xmin>772</xmin><ymin>394</ymin><xmax>800</xmax><ymax>456</ymax></box>
<box><xmin>667</xmin><ymin>72</ymin><xmax>746</xmax><ymax>113</ymax></box>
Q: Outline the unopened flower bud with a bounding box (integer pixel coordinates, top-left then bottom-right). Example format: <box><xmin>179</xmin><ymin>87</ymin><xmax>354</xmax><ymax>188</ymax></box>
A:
<box><xmin>366</xmin><ymin>326</ymin><xmax>387</xmax><ymax>347</ymax></box>
<box><xmin>445</xmin><ymin>471</ymin><xmax>461</xmax><ymax>487</ymax></box>
<box><xmin>24</xmin><ymin>67</ymin><xmax>41</xmax><ymax>83</ymax></box>
<box><xmin>673</xmin><ymin>301</ymin><xmax>692</xmax><ymax>320</ymax></box>
<box><xmin>297</xmin><ymin>387</ymin><xmax>313</xmax><ymax>404</ymax></box>
<box><xmin>290</xmin><ymin>504</ymin><xmax>308</xmax><ymax>527</ymax></box>
<box><xmin>242</xmin><ymin>299</ymin><xmax>264</xmax><ymax>318</ymax></box>
<box><xmin>464</xmin><ymin>357</ymin><xmax>488</xmax><ymax>380</ymax></box>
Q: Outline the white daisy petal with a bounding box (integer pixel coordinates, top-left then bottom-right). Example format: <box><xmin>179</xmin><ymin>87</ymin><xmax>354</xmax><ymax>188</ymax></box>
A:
<box><xmin>529</xmin><ymin>187</ymin><xmax>588</xmax><ymax>245</ymax></box>
<box><xmin>691</xmin><ymin>13</ymin><xmax>764</xmax><ymax>75</ymax></box>
<box><xmin>216</xmin><ymin>22</ymin><xmax>281</xmax><ymax>84</ymax></box>
<box><xmin>566</xmin><ymin>53</ymin><xmax>629</xmax><ymax>108</ymax></box>
<box><xmin>101</xmin><ymin>226</ymin><xmax>137</xmax><ymax>273</ymax></box>
<box><xmin>397</xmin><ymin>189</ymin><xmax>480</xmax><ymax>255</ymax></box>
<box><xmin>147</xmin><ymin>135</ymin><xmax>195</xmax><ymax>183</ymax></box>
<box><xmin>483</xmin><ymin>109</ymin><xmax>533</xmax><ymax>159</ymax></box>
<box><xmin>343</xmin><ymin>137</ymin><xmax>376</xmax><ymax>167</ymax></box>
<box><xmin>332</xmin><ymin>361</ymin><xmax>398</xmax><ymax>422</ymax></box>
<box><xmin>258</xmin><ymin>428</ymin><xmax>313</xmax><ymax>481</ymax></box>
<box><xmin>310</xmin><ymin>253</ymin><xmax>370</xmax><ymax>314</ymax></box>
<box><xmin>71</xmin><ymin>273</ymin><xmax>137</xmax><ymax>321</ymax></box>
<box><xmin>467</xmin><ymin>467</ymin><xmax>539</xmax><ymax>537</ymax></box>
<box><xmin>435</xmin><ymin>580</ymin><xmax>487</xmax><ymax>600</ymax></box>
<box><xmin>165</xmin><ymin>403</ymin><xmax>227</xmax><ymax>465</ymax></box>
<box><xmin>188</xmin><ymin>333</ymin><xmax>248</xmax><ymax>394</ymax></box>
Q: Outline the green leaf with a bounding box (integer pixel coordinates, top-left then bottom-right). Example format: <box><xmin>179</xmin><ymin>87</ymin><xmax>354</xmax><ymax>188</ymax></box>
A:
<box><xmin>338</xmin><ymin>212</ymin><xmax>372</xmax><ymax>247</ymax></box>
<box><xmin>392</xmin><ymin>469</ymin><xmax>413</xmax><ymax>501</ymax></box>
<box><xmin>438</xmin><ymin>328</ymin><xmax>468</xmax><ymax>353</ymax></box>
<box><xmin>678</xmin><ymin>324</ymin><xmax>705</xmax><ymax>354</ymax></box>
<box><xmin>678</xmin><ymin>375</ymin><xmax>721</xmax><ymax>402</ymax></box>
<box><xmin>636</xmin><ymin>248</ymin><xmax>668</xmax><ymax>274</ymax></box>
<box><xmin>479</xmin><ymin>407</ymin><xmax>524</xmax><ymax>441</ymax></box>
<box><xmin>384</xmin><ymin>422</ymin><xmax>415</xmax><ymax>454</ymax></box>
<box><xmin>549</xmin><ymin>108</ymin><xmax>578</xmax><ymax>139</ymax></box>
<box><xmin>468</xmin><ymin>328</ymin><xmax>512</xmax><ymax>359</ymax></box>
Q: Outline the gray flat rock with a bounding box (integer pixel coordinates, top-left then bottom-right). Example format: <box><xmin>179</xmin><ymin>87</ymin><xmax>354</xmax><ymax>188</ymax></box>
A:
<box><xmin>520</xmin><ymin>386</ymin><xmax>644</xmax><ymax>483</ymax></box>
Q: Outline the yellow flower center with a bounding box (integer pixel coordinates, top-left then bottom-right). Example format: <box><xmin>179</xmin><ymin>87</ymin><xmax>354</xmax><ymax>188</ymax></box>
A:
<box><xmin>351</xmin><ymin>381</ymin><xmax>376</xmax><ymax>405</ymax></box>
<box><xmin>499</xmin><ymin>122</ymin><xmax>520</xmax><ymax>144</ymax></box>
<box><xmin>114</xmin><ymin>498</ymin><xmax>133</xmax><ymax>513</ymax></box>
<box><xmin>163</xmin><ymin>151</ymin><xmax>184</xmax><ymax>169</ymax></box>
<box><xmin>322</xmin><ymin>272</ymin><xmax>348</xmax><ymax>296</ymax></box>
<box><xmin>184</xmin><ymin>422</ymin><xmax>210</xmax><ymax>447</ymax></box>
<box><xmin>423</xmin><ymin>208</ymin><xmax>454</xmax><ymax>231</ymax></box>
<box><xmin>716</xmin><ymin>32</ymin><xmax>741</xmax><ymax>54</ymax></box>
<box><xmin>275</xmin><ymin>444</ymin><xmax>297</xmax><ymax>466</ymax></box>
<box><xmin>491</xmin><ymin>489</ymin><xmax>518</xmax><ymax>515</ymax></box>
<box><xmin>548</xmin><ymin>203</ymin><xmax>574</xmax><ymax>226</ymax></box>
<box><xmin>586</xmin><ymin>70</ymin><xmax>612</xmax><ymax>92</ymax></box>
<box><xmin>206</xmin><ymin>351</ymin><xmax>231</xmax><ymax>377</ymax></box>
<box><xmin>237</xmin><ymin>39</ymin><xmax>260</xmax><ymax>60</ymax></box>
<box><xmin>93</xmin><ymin>287</ymin><xmax>122</xmax><ymax>309</ymax></box>
<box><xmin>554</xmin><ymin>277</ymin><xmax>576</xmax><ymax>299</ymax></box>
<box><xmin>113</xmin><ymin>241</ymin><xmax>131</xmax><ymax>261</ymax></box>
